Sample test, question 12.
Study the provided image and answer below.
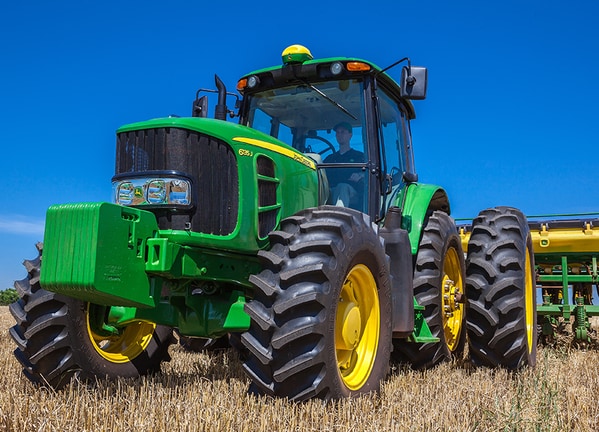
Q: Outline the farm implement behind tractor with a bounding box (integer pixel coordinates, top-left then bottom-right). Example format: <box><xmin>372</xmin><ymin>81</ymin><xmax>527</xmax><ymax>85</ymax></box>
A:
<box><xmin>459</xmin><ymin>212</ymin><xmax>599</xmax><ymax>347</ymax></box>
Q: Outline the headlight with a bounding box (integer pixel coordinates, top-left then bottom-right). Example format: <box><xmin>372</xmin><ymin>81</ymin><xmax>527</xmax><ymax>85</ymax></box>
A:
<box><xmin>112</xmin><ymin>172</ymin><xmax>193</xmax><ymax>208</ymax></box>
<box><xmin>247</xmin><ymin>75</ymin><xmax>260</xmax><ymax>88</ymax></box>
<box><xmin>330</xmin><ymin>62</ymin><xmax>344</xmax><ymax>75</ymax></box>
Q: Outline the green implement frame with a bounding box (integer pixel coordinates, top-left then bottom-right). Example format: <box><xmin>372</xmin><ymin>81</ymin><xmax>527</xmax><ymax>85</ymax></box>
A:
<box><xmin>529</xmin><ymin>214</ymin><xmax>599</xmax><ymax>344</ymax></box>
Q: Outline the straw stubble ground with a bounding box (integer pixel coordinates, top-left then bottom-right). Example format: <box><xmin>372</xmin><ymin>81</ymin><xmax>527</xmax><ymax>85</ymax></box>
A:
<box><xmin>1</xmin><ymin>306</ymin><xmax>598</xmax><ymax>431</ymax></box>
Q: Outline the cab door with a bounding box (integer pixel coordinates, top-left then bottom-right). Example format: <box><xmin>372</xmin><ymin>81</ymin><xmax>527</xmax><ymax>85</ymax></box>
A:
<box><xmin>374</xmin><ymin>86</ymin><xmax>416</xmax><ymax>217</ymax></box>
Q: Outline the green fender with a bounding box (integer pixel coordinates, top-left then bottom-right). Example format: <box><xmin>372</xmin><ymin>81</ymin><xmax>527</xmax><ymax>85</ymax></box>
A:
<box><xmin>396</xmin><ymin>183</ymin><xmax>451</xmax><ymax>254</ymax></box>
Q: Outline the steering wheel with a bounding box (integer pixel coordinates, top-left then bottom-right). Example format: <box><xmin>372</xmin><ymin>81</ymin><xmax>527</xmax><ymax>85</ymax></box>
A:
<box><xmin>305</xmin><ymin>135</ymin><xmax>336</xmax><ymax>157</ymax></box>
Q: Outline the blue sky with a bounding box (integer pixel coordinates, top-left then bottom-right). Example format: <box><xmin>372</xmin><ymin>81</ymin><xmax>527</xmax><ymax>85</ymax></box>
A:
<box><xmin>1</xmin><ymin>0</ymin><xmax>598</xmax><ymax>290</ymax></box>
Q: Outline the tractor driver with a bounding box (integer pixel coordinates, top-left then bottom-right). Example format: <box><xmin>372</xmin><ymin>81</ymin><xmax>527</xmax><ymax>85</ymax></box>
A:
<box><xmin>324</xmin><ymin>122</ymin><xmax>365</xmax><ymax>208</ymax></box>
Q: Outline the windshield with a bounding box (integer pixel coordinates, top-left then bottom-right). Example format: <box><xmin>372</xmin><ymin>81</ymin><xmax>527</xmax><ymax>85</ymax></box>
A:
<box><xmin>244</xmin><ymin>79</ymin><xmax>366</xmax><ymax>157</ymax></box>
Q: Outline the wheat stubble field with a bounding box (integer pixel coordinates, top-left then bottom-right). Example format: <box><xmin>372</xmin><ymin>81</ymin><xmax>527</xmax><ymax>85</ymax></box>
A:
<box><xmin>0</xmin><ymin>306</ymin><xmax>598</xmax><ymax>431</ymax></box>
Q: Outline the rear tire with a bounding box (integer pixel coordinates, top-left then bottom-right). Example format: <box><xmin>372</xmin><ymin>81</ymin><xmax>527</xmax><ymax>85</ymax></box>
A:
<box><xmin>241</xmin><ymin>206</ymin><xmax>392</xmax><ymax>401</ymax></box>
<box><xmin>465</xmin><ymin>207</ymin><xmax>537</xmax><ymax>368</ymax></box>
<box><xmin>9</xmin><ymin>243</ymin><xmax>175</xmax><ymax>390</ymax></box>
<box><xmin>392</xmin><ymin>211</ymin><xmax>466</xmax><ymax>368</ymax></box>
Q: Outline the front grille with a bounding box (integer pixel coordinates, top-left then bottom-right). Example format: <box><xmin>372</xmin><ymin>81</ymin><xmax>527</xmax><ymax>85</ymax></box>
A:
<box><xmin>116</xmin><ymin>127</ymin><xmax>238</xmax><ymax>235</ymax></box>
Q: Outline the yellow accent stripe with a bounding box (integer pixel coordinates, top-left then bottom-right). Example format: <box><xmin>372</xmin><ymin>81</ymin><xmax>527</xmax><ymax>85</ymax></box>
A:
<box><xmin>232</xmin><ymin>136</ymin><xmax>316</xmax><ymax>170</ymax></box>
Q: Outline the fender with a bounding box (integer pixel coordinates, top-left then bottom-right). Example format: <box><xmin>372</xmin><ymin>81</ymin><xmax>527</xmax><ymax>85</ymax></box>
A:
<box><xmin>399</xmin><ymin>183</ymin><xmax>451</xmax><ymax>254</ymax></box>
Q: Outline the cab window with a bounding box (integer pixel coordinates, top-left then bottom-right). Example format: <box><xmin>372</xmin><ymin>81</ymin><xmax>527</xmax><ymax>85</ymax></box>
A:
<box><xmin>376</xmin><ymin>89</ymin><xmax>413</xmax><ymax>210</ymax></box>
<box><xmin>244</xmin><ymin>79</ymin><xmax>369</xmax><ymax>212</ymax></box>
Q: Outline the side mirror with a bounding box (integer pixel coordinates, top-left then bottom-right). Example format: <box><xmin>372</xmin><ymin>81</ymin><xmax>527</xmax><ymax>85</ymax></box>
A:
<box><xmin>402</xmin><ymin>171</ymin><xmax>418</xmax><ymax>184</ymax></box>
<box><xmin>400</xmin><ymin>66</ymin><xmax>427</xmax><ymax>100</ymax></box>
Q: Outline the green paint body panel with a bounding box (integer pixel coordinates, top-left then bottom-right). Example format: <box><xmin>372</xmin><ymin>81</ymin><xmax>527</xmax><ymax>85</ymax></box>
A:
<box><xmin>40</xmin><ymin>202</ymin><xmax>256</xmax><ymax>337</ymax></box>
<box><xmin>117</xmin><ymin>117</ymin><xmax>319</xmax><ymax>254</ymax></box>
<box><xmin>40</xmin><ymin>202</ymin><xmax>159</xmax><ymax>308</ymax></box>
<box><xmin>95</xmin><ymin>291</ymin><xmax>249</xmax><ymax>338</ymax></box>
<box><xmin>140</xmin><ymin>289</ymin><xmax>250</xmax><ymax>338</ymax></box>
<box><xmin>392</xmin><ymin>183</ymin><xmax>449</xmax><ymax>254</ymax></box>
<box><xmin>146</xmin><ymin>238</ymin><xmax>261</xmax><ymax>286</ymax></box>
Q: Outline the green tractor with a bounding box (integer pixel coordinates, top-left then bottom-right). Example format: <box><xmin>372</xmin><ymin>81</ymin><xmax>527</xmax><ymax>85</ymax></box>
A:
<box><xmin>9</xmin><ymin>45</ymin><xmax>537</xmax><ymax>401</ymax></box>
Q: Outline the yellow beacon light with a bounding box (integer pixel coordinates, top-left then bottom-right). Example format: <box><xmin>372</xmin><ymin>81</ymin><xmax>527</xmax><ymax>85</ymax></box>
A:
<box><xmin>282</xmin><ymin>45</ymin><xmax>313</xmax><ymax>64</ymax></box>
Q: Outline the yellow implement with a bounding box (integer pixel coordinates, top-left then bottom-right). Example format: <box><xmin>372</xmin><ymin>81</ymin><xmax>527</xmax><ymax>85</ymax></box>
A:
<box><xmin>459</xmin><ymin>216</ymin><xmax>599</xmax><ymax>255</ymax></box>
<box><xmin>459</xmin><ymin>214</ymin><xmax>599</xmax><ymax>345</ymax></box>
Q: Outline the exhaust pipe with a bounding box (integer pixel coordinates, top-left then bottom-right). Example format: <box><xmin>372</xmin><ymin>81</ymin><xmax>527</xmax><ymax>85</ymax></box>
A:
<box><xmin>214</xmin><ymin>74</ymin><xmax>227</xmax><ymax>121</ymax></box>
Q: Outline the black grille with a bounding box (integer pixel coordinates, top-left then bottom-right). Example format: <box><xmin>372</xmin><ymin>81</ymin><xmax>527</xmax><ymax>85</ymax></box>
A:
<box><xmin>258</xmin><ymin>180</ymin><xmax>277</xmax><ymax>207</ymax></box>
<box><xmin>257</xmin><ymin>155</ymin><xmax>276</xmax><ymax>178</ymax></box>
<box><xmin>116</xmin><ymin>128</ymin><xmax>238</xmax><ymax>235</ymax></box>
<box><xmin>256</xmin><ymin>156</ymin><xmax>278</xmax><ymax>238</ymax></box>
<box><xmin>259</xmin><ymin>210</ymin><xmax>278</xmax><ymax>238</ymax></box>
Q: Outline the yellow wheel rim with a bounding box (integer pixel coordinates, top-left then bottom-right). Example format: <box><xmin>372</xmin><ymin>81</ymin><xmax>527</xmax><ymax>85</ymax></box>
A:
<box><xmin>441</xmin><ymin>247</ymin><xmax>464</xmax><ymax>352</ymax></box>
<box><xmin>335</xmin><ymin>264</ymin><xmax>380</xmax><ymax>391</ymax></box>
<box><xmin>524</xmin><ymin>246</ymin><xmax>535</xmax><ymax>353</ymax></box>
<box><xmin>86</xmin><ymin>305</ymin><xmax>156</xmax><ymax>363</ymax></box>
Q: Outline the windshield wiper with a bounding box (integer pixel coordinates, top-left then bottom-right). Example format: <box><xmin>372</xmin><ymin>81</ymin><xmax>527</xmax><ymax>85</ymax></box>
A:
<box><xmin>300</xmin><ymin>80</ymin><xmax>357</xmax><ymax>121</ymax></box>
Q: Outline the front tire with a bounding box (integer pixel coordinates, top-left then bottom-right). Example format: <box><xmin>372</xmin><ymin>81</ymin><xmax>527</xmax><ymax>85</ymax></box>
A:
<box><xmin>9</xmin><ymin>243</ymin><xmax>175</xmax><ymax>390</ymax></box>
<box><xmin>465</xmin><ymin>207</ymin><xmax>537</xmax><ymax>368</ymax></box>
<box><xmin>241</xmin><ymin>206</ymin><xmax>392</xmax><ymax>401</ymax></box>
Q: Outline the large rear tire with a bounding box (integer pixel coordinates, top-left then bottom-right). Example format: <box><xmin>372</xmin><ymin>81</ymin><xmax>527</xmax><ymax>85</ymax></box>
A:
<box><xmin>465</xmin><ymin>207</ymin><xmax>537</xmax><ymax>368</ymax></box>
<box><xmin>9</xmin><ymin>243</ymin><xmax>175</xmax><ymax>390</ymax></box>
<box><xmin>241</xmin><ymin>206</ymin><xmax>392</xmax><ymax>401</ymax></box>
<box><xmin>392</xmin><ymin>211</ymin><xmax>466</xmax><ymax>368</ymax></box>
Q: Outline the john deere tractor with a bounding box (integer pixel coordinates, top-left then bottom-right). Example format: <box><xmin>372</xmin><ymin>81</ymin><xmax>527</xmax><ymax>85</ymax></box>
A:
<box><xmin>9</xmin><ymin>45</ymin><xmax>537</xmax><ymax>401</ymax></box>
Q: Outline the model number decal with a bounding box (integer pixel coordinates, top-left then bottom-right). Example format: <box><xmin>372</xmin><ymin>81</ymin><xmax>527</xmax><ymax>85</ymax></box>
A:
<box><xmin>232</xmin><ymin>136</ymin><xmax>316</xmax><ymax>170</ymax></box>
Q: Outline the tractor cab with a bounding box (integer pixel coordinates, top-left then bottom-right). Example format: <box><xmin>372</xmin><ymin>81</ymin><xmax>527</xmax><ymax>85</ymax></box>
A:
<box><xmin>235</xmin><ymin>45</ymin><xmax>427</xmax><ymax>219</ymax></box>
